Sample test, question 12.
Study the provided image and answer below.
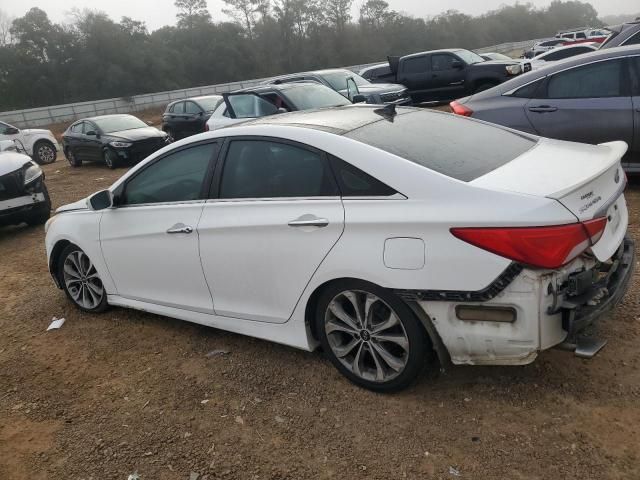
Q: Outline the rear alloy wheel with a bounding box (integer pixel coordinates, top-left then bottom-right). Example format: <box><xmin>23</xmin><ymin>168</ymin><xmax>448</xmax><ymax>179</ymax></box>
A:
<box><xmin>59</xmin><ymin>245</ymin><xmax>108</xmax><ymax>313</ymax></box>
<box><xmin>316</xmin><ymin>280</ymin><xmax>428</xmax><ymax>392</ymax></box>
<box><xmin>103</xmin><ymin>149</ymin><xmax>118</xmax><ymax>169</ymax></box>
<box><xmin>33</xmin><ymin>140</ymin><xmax>57</xmax><ymax>165</ymax></box>
<box><xmin>66</xmin><ymin>148</ymin><xmax>82</xmax><ymax>167</ymax></box>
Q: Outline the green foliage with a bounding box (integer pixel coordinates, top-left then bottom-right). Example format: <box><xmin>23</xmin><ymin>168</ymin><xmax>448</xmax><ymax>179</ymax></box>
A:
<box><xmin>0</xmin><ymin>2</ymin><xmax>609</xmax><ymax>111</ymax></box>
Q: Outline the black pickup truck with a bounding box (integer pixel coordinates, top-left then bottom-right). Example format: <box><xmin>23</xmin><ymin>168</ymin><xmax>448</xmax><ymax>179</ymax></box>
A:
<box><xmin>372</xmin><ymin>49</ymin><xmax>525</xmax><ymax>103</ymax></box>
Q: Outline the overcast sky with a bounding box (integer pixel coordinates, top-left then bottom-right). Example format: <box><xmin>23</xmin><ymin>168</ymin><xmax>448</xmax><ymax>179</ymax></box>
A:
<box><xmin>0</xmin><ymin>0</ymin><xmax>637</xmax><ymax>30</ymax></box>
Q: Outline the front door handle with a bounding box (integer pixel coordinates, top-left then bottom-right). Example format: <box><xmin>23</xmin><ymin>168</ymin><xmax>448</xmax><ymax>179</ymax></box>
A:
<box><xmin>167</xmin><ymin>223</ymin><xmax>193</xmax><ymax>234</ymax></box>
<box><xmin>288</xmin><ymin>217</ymin><xmax>329</xmax><ymax>228</ymax></box>
<box><xmin>528</xmin><ymin>105</ymin><xmax>558</xmax><ymax>113</ymax></box>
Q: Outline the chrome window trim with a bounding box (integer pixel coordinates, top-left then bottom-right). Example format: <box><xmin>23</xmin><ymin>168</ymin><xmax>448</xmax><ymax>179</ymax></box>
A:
<box><xmin>117</xmin><ymin>199</ymin><xmax>206</xmax><ymax>209</ymax></box>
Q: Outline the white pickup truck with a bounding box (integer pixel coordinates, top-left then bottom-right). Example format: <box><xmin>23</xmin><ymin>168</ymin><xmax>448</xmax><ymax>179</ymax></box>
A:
<box><xmin>0</xmin><ymin>121</ymin><xmax>60</xmax><ymax>164</ymax></box>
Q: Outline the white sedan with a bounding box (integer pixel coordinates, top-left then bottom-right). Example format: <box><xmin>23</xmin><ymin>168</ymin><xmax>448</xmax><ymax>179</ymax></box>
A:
<box><xmin>0</xmin><ymin>121</ymin><xmax>60</xmax><ymax>164</ymax></box>
<box><xmin>523</xmin><ymin>43</ymin><xmax>598</xmax><ymax>71</ymax></box>
<box><xmin>44</xmin><ymin>105</ymin><xmax>634</xmax><ymax>391</ymax></box>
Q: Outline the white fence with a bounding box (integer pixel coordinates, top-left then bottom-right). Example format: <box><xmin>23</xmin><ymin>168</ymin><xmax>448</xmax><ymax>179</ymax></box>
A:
<box><xmin>0</xmin><ymin>37</ymin><xmax>538</xmax><ymax>129</ymax></box>
<box><xmin>0</xmin><ymin>62</ymin><xmax>379</xmax><ymax>129</ymax></box>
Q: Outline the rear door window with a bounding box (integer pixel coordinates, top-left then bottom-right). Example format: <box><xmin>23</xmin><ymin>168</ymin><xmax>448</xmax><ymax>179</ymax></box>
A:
<box><xmin>185</xmin><ymin>101</ymin><xmax>201</xmax><ymax>114</ymax></box>
<box><xmin>546</xmin><ymin>59</ymin><xmax>624</xmax><ymax>99</ymax></box>
<box><xmin>401</xmin><ymin>56</ymin><xmax>428</xmax><ymax>74</ymax></box>
<box><xmin>172</xmin><ymin>102</ymin><xmax>185</xmax><ymax>114</ymax></box>
<box><xmin>219</xmin><ymin>140</ymin><xmax>338</xmax><ymax>198</ymax></box>
<box><xmin>345</xmin><ymin>111</ymin><xmax>536</xmax><ymax>182</ymax></box>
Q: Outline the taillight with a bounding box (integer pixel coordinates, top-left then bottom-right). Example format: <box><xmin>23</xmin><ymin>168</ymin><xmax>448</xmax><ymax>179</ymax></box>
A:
<box><xmin>450</xmin><ymin>101</ymin><xmax>473</xmax><ymax>117</ymax></box>
<box><xmin>450</xmin><ymin>218</ymin><xmax>607</xmax><ymax>269</ymax></box>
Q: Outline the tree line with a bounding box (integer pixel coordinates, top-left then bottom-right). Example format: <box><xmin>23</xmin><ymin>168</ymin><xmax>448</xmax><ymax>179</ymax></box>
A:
<box><xmin>0</xmin><ymin>0</ymin><xmax>602</xmax><ymax>111</ymax></box>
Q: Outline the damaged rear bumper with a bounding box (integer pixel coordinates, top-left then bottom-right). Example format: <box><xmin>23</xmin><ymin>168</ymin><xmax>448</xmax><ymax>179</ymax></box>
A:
<box><xmin>557</xmin><ymin>236</ymin><xmax>635</xmax><ymax>337</ymax></box>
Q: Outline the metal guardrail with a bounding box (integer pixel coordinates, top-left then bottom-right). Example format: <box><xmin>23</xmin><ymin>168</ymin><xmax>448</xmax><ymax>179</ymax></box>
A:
<box><xmin>0</xmin><ymin>41</ymin><xmax>533</xmax><ymax>129</ymax></box>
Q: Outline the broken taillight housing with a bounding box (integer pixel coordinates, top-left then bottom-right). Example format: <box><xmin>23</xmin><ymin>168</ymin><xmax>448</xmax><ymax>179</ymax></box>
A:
<box><xmin>450</xmin><ymin>218</ymin><xmax>608</xmax><ymax>269</ymax></box>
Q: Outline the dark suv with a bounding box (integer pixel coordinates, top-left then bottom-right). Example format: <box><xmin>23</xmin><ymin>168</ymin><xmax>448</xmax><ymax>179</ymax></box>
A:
<box><xmin>264</xmin><ymin>69</ymin><xmax>411</xmax><ymax>105</ymax></box>
<box><xmin>162</xmin><ymin>95</ymin><xmax>224</xmax><ymax>141</ymax></box>
<box><xmin>600</xmin><ymin>20</ymin><xmax>640</xmax><ymax>49</ymax></box>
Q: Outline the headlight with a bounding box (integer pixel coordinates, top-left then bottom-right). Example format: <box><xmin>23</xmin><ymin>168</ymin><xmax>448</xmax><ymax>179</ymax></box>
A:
<box><xmin>506</xmin><ymin>64</ymin><xmax>523</xmax><ymax>75</ymax></box>
<box><xmin>23</xmin><ymin>162</ymin><xmax>43</xmax><ymax>185</ymax></box>
<box><xmin>110</xmin><ymin>141</ymin><xmax>133</xmax><ymax>148</ymax></box>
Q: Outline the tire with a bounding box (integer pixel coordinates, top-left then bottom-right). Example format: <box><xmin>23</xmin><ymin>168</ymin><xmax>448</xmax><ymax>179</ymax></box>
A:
<box><xmin>474</xmin><ymin>82</ymin><xmax>499</xmax><ymax>94</ymax></box>
<box><xmin>25</xmin><ymin>185</ymin><xmax>51</xmax><ymax>226</ymax></box>
<box><xmin>33</xmin><ymin>140</ymin><xmax>57</xmax><ymax>165</ymax></box>
<box><xmin>57</xmin><ymin>244</ymin><xmax>108</xmax><ymax>313</ymax></box>
<box><xmin>315</xmin><ymin>279</ymin><xmax>429</xmax><ymax>392</ymax></box>
<box><xmin>103</xmin><ymin>149</ymin><xmax>118</xmax><ymax>169</ymax></box>
<box><xmin>66</xmin><ymin>148</ymin><xmax>82</xmax><ymax>167</ymax></box>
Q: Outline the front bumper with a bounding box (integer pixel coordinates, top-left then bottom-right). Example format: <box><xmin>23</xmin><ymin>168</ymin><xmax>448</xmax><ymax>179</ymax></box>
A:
<box><xmin>558</xmin><ymin>236</ymin><xmax>635</xmax><ymax>337</ymax></box>
<box><xmin>113</xmin><ymin>138</ymin><xmax>169</xmax><ymax>163</ymax></box>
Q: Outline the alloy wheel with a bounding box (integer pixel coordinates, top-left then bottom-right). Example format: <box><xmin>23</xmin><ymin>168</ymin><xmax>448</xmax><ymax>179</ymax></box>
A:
<box><xmin>324</xmin><ymin>290</ymin><xmax>410</xmax><ymax>383</ymax></box>
<box><xmin>63</xmin><ymin>250</ymin><xmax>104</xmax><ymax>310</ymax></box>
<box><xmin>37</xmin><ymin>143</ymin><xmax>56</xmax><ymax>164</ymax></box>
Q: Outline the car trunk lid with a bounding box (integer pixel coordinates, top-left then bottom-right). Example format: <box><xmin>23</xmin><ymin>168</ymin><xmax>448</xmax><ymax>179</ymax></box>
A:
<box><xmin>471</xmin><ymin>138</ymin><xmax>628</xmax><ymax>261</ymax></box>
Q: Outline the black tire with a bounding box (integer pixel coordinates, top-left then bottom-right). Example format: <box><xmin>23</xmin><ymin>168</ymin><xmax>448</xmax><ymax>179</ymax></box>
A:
<box><xmin>103</xmin><ymin>149</ymin><xmax>118</xmax><ymax>169</ymax></box>
<box><xmin>33</xmin><ymin>140</ymin><xmax>57</xmax><ymax>165</ymax></box>
<box><xmin>66</xmin><ymin>148</ymin><xmax>82</xmax><ymax>167</ymax></box>
<box><xmin>57</xmin><ymin>244</ymin><xmax>108</xmax><ymax>313</ymax></box>
<box><xmin>315</xmin><ymin>279</ymin><xmax>429</xmax><ymax>392</ymax></box>
<box><xmin>474</xmin><ymin>82</ymin><xmax>499</xmax><ymax>94</ymax></box>
<box><xmin>25</xmin><ymin>185</ymin><xmax>51</xmax><ymax>226</ymax></box>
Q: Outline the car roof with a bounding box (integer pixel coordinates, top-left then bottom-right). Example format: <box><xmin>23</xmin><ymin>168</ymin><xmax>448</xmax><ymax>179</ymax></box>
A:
<box><xmin>82</xmin><ymin>114</ymin><xmax>136</xmax><ymax>122</ymax></box>
<box><xmin>401</xmin><ymin>49</ymin><xmax>468</xmax><ymax>59</ymax></box>
<box><xmin>480</xmin><ymin>44</ymin><xmax>640</xmax><ymax>95</ymax></box>
<box><xmin>235</xmin><ymin>81</ymin><xmax>329</xmax><ymax>93</ymax></box>
<box><xmin>243</xmin><ymin>105</ymin><xmax>428</xmax><ymax>135</ymax></box>
<box><xmin>538</xmin><ymin>43</ymin><xmax>597</xmax><ymax>54</ymax></box>
<box><xmin>269</xmin><ymin>68</ymin><xmax>352</xmax><ymax>80</ymax></box>
<box><xmin>167</xmin><ymin>95</ymin><xmax>222</xmax><ymax>107</ymax></box>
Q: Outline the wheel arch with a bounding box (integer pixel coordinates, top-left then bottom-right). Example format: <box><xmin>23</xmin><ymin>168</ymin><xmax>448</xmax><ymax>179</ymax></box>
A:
<box><xmin>303</xmin><ymin>276</ymin><xmax>450</xmax><ymax>369</ymax></box>
<box><xmin>49</xmin><ymin>239</ymin><xmax>73</xmax><ymax>288</ymax></box>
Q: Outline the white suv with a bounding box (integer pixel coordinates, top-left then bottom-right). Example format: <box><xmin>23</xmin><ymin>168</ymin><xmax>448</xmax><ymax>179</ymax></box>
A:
<box><xmin>0</xmin><ymin>121</ymin><xmax>60</xmax><ymax>164</ymax></box>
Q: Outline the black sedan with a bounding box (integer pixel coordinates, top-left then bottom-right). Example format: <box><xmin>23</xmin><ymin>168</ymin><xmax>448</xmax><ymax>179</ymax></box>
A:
<box><xmin>62</xmin><ymin>115</ymin><xmax>169</xmax><ymax>169</ymax></box>
<box><xmin>161</xmin><ymin>95</ymin><xmax>223</xmax><ymax>141</ymax></box>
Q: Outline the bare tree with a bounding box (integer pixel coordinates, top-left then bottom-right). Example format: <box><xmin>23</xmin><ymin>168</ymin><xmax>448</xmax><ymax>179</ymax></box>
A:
<box><xmin>174</xmin><ymin>0</ymin><xmax>211</xmax><ymax>29</ymax></box>
<box><xmin>223</xmin><ymin>0</ymin><xmax>260</xmax><ymax>39</ymax></box>
<box><xmin>0</xmin><ymin>9</ymin><xmax>14</xmax><ymax>46</ymax></box>
<box><xmin>323</xmin><ymin>0</ymin><xmax>353</xmax><ymax>33</ymax></box>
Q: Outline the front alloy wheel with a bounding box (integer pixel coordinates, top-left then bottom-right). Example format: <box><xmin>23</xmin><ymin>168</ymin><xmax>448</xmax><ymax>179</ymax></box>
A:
<box><xmin>60</xmin><ymin>246</ymin><xmax>107</xmax><ymax>312</ymax></box>
<box><xmin>34</xmin><ymin>141</ymin><xmax>56</xmax><ymax>164</ymax></box>
<box><xmin>317</xmin><ymin>280</ymin><xmax>428</xmax><ymax>392</ymax></box>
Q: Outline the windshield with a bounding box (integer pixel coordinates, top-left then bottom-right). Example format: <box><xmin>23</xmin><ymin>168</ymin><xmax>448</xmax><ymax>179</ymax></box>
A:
<box><xmin>322</xmin><ymin>71</ymin><xmax>369</xmax><ymax>91</ymax></box>
<box><xmin>455</xmin><ymin>49</ymin><xmax>485</xmax><ymax>65</ymax></box>
<box><xmin>283</xmin><ymin>84</ymin><xmax>351</xmax><ymax>110</ymax></box>
<box><xmin>196</xmin><ymin>96</ymin><xmax>223</xmax><ymax>111</ymax></box>
<box><xmin>94</xmin><ymin>116</ymin><xmax>147</xmax><ymax>133</ymax></box>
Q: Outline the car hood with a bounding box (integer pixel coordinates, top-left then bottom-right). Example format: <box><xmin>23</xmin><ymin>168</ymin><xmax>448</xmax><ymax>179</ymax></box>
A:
<box><xmin>56</xmin><ymin>197</ymin><xmax>89</xmax><ymax>213</ymax></box>
<box><xmin>0</xmin><ymin>151</ymin><xmax>32</xmax><ymax>176</ymax></box>
<box><xmin>106</xmin><ymin>127</ymin><xmax>166</xmax><ymax>142</ymax></box>
<box><xmin>20</xmin><ymin>128</ymin><xmax>54</xmax><ymax>137</ymax></box>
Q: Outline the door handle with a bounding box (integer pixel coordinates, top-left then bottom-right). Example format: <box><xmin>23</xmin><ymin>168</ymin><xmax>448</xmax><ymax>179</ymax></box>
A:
<box><xmin>167</xmin><ymin>223</ymin><xmax>193</xmax><ymax>234</ymax></box>
<box><xmin>288</xmin><ymin>217</ymin><xmax>329</xmax><ymax>228</ymax></box>
<box><xmin>528</xmin><ymin>105</ymin><xmax>558</xmax><ymax>113</ymax></box>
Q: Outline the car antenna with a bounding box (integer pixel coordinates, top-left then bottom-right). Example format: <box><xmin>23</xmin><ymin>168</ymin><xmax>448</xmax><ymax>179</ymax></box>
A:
<box><xmin>373</xmin><ymin>103</ymin><xmax>397</xmax><ymax>122</ymax></box>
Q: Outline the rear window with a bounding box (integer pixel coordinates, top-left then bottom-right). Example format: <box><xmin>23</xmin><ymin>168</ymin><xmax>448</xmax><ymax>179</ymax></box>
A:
<box><xmin>345</xmin><ymin>111</ymin><xmax>536</xmax><ymax>182</ymax></box>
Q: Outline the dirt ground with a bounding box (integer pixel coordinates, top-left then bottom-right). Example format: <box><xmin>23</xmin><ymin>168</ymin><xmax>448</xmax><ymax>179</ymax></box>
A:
<box><xmin>1</xmin><ymin>150</ymin><xmax>639</xmax><ymax>480</ymax></box>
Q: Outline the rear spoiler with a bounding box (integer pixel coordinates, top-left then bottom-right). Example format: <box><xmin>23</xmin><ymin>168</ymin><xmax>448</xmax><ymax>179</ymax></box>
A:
<box><xmin>387</xmin><ymin>56</ymin><xmax>400</xmax><ymax>75</ymax></box>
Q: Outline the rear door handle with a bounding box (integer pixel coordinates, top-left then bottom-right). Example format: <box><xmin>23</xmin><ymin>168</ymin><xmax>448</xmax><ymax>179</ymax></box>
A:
<box><xmin>288</xmin><ymin>217</ymin><xmax>329</xmax><ymax>228</ymax></box>
<box><xmin>528</xmin><ymin>105</ymin><xmax>558</xmax><ymax>113</ymax></box>
<box><xmin>167</xmin><ymin>223</ymin><xmax>193</xmax><ymax>234</ymax></box>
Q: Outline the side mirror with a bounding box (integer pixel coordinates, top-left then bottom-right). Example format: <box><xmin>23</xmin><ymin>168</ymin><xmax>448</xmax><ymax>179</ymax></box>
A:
<box><xmin>6</xmin><ymin>127</ymin><xmax>19</xmax><ymax>135</ymax></box>
<box><xmin>352</xmin><ymin>94</ymin><xmax>367</xmax><ymax>104</ymax></box>
<box><xmin>88</xmin><ymin>190</ymin><xmax>114</xmax><ymax>211</ymax></box>
<box><xmin>451</xmin><ymin>60</ymin><xmax>464</xmax><ymax>69</ymax></box>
